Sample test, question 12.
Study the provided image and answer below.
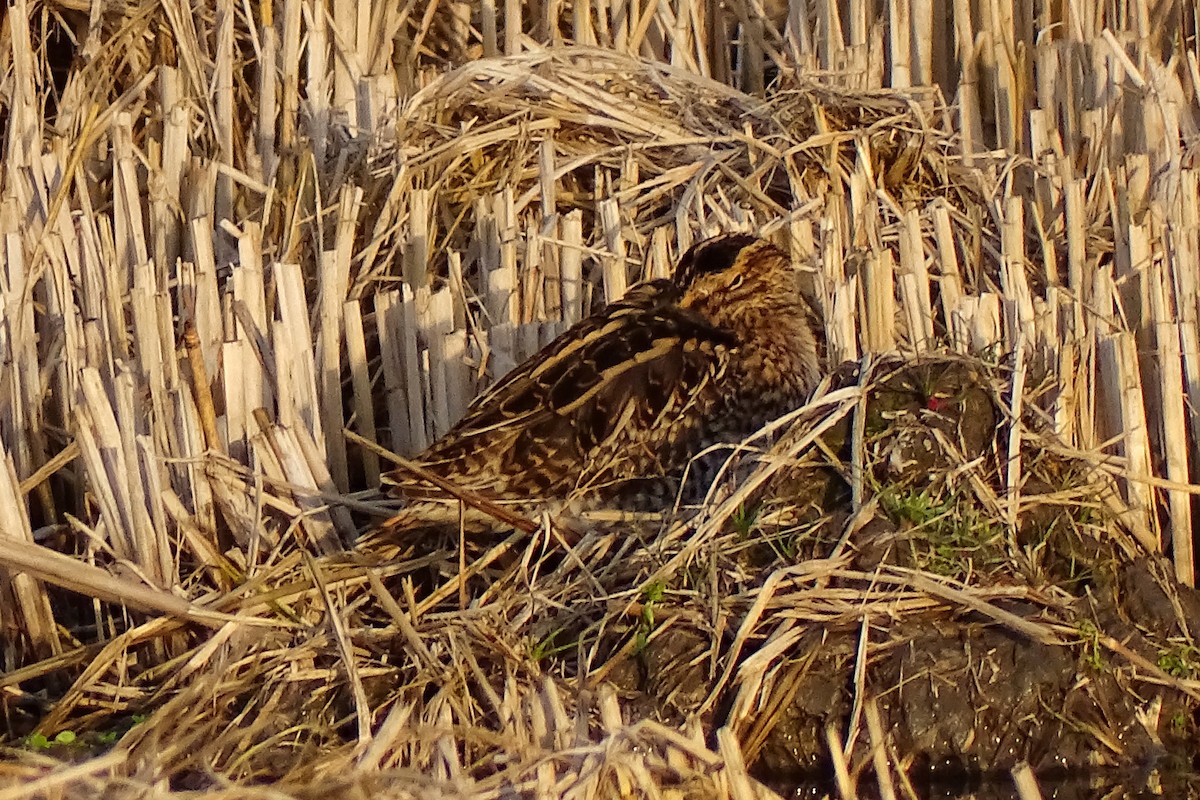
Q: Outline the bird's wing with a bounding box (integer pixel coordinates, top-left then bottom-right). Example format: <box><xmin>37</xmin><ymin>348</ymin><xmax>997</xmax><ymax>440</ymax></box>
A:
<box><xmin>383</xmin><ymin>279</ymin><xmax>737</xmax><ymax>499</ymax></box>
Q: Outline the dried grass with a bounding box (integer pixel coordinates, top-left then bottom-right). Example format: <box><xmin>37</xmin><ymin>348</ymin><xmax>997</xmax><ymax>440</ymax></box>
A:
<box><xmin>2</xmin><ymin>1</ymin><xmax>1200</xmax><ymax>798</ymax></box>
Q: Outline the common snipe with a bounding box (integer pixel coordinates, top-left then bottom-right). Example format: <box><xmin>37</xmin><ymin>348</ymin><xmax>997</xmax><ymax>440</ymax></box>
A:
<box><xmin>377</xmin><ymin>233</ymin><xmax>823</xmax><ymax>532</ymax></box>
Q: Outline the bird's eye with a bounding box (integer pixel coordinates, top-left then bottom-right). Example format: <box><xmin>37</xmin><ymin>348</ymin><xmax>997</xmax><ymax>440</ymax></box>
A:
<box><xmin>728</xmin><ymin>274</ymin><xmax>745</xmax><ymax>290</ymax></box>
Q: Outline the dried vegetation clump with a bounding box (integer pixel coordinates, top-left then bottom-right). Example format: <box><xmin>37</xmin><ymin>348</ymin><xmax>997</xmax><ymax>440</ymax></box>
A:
<box><xmin>350</xmin><ymin>46</ymin><xmax>964</xmax><ymax>279</ymax></box>
<box><xmin>2</xmin><ymin>1</ymin><xmax>1200</xmax><ymax>799</ymax></box>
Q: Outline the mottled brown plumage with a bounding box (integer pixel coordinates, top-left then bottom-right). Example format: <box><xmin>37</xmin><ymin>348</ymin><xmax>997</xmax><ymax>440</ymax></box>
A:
<box><xmin>378</xmin><ymin>233</ymin><xmax>823</xmax><ymax>531</ymax></box>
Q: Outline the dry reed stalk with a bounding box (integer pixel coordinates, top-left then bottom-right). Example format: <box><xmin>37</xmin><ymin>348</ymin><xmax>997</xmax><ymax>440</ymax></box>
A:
<box><xmin>0</xmin><ymin>751</ymin><xmax>127</xmax><ymax>800</ymax></box>
<box><xmin>1149</xmin><ymin>254</ymin><xmax>1195</xmax><ymax>584</ymax></box>
<box><xmin>0</xmin><ymin>456</ymin><xmax>56</xmax><ymax>660</ymax></box>
<box><xmin>1097</xmin><ymin>332</ymin><xmax>1159</xmax><ymax>551</ymax></box>
<box><xmin>1010</xmin><ymin>762</ymin><xmax>1045</xmax><ymax>800</ymax></box>
<box><xmin>863</xmin><ymin>698</ymin><xmax>898</xmax><ymax>800</ymax></box>
<box><xmin>897</xmin><ymin>207</ymin><xmax>932</xmax><ymax>351</ymax></box>
<box><xmin>825</xmin><ymin>723</ymin><xmax>856</xmax><ymax>799</ymax></box>
<box><xmin>251</xmin><ymin>413</ymin><xmax>344</xmax><ymax>556</ymax></box>
<box><xmin>863</xmin><ymin>251</ymin><xmax>897</xmax><ymax>353</ymax></box>
<box><xmin>1004</xmin><ymin>319</ymin><xmax>1027</xmax><ymax>535</ymax></box>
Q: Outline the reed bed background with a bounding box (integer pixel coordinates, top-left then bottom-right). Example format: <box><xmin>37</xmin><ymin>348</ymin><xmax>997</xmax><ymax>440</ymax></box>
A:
<box><xmin>1</xmin><ymin>0</ymin><xmax>1199</xmax><ymax>797</ymax></box>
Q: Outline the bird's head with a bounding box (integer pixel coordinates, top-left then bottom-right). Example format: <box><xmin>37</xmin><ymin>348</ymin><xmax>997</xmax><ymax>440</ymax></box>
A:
<box><xmin>673</xmin><ymin>232</ymin><xmax>823</xmax><ymax>395</ymax></box>
<box><xmin>674</xmin><ymin>233</ymin><xmax>799</xmax><ymax>314</ymax></box>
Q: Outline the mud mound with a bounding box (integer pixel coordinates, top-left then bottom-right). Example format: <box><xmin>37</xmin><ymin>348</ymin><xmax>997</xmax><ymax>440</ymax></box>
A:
<box><xmin>532</xmin><ymin>355</ymin><xmax>1200</xmax><ymax>779</ymax></box>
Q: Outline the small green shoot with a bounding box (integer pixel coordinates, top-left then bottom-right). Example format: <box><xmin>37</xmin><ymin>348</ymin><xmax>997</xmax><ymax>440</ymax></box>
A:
<box><xmin>635</xmin><ymin>581</ymin><xmax>667</xmax><ymax>652</ymax></box>
<box><xmin>24</xmin><ymin>730</ymin><xmax>77</xmax><ymax>750</ymax></box>
<box><xmin>880</xmin><ymin>486</ymin><xmax>1002</xmax><ymax>576</ymax></box>
<box><xmin>731</xmin><ymin>503</ymin><xmax>761</xmax><ymax>539</ymax></box>
<box><xmin>530</xmin><ymin>624</ymin><xmax>578</xmax><ymax>661</ymax></box>
<box><xmin>1076</xmin><ymin>620</ymin><xmax>1104</xmax><ymax>670</ymax></box>
<box><xmin>1157</xmin><ymin>644</ymin><xmax>1200</xmax><ymax>679</ymax></box>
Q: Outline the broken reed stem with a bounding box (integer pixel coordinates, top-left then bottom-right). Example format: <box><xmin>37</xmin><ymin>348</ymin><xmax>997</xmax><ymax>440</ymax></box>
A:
<box><xmin>18</xmin><ymin>441</ymin><xmax>80</xmax><ymax>498</ymax></box>
<box><xmin>184</xmin><ymin>321</ymin><xmax>223</xmax><ymax>454</ymax></box>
